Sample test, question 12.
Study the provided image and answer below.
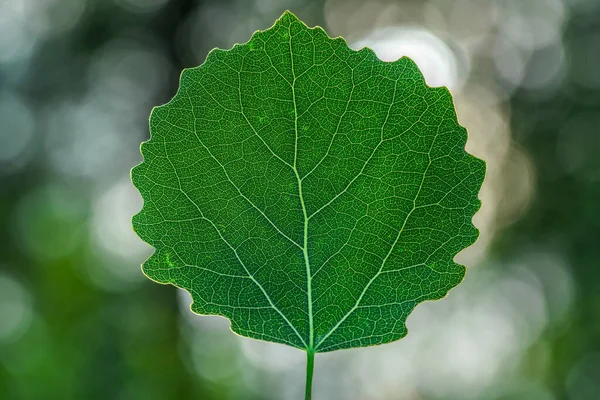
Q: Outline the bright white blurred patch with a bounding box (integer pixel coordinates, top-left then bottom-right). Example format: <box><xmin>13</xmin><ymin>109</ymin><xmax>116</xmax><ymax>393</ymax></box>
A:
<box><xmin>0</xmin><ymin>0</ymin><xmax>85</xmax><ymax>65</ymax></box>
<box><xmin>0</xmin><ymin>92</ymin><xmax>35</xmax><ymax>172</ymax></box>
<box><xmin>440</xmin><ymin>0</ymin><xmax>500</xmax><ymax>47</ymax></box>
<box><xmin>452</xmin><ymin>84</ymin><xmax>534</xmax><ymax>264</ymax></box>
<box><xmin>494</xmin><ymin>145</ymin><xmax>535</xmax><ymax>228</ymax></box>
<box><xmin>493</xmin><ymin>37</ymin><xmax>531</xmax><ymax>90</ymax></box>
<box><xmin>493</xmin><ymin>0</ymin><xmax>566</xmax><ymax>92</ymax></box>
<box><xmin>178</xmin><ymin>289</ymin><xmax>305</xmax><ymax>399</ymax></box>
<box><xmin>45</xmin><ymin>100</ymin><xmax>124</xmax><ymax>180</ymax></box>
<box><xmin>241</xmin><ymin>336</ymin><xmax>304</xmax><ymax>372</ymax></box>
<box><xmin>500</xmin><ymin>14</ymin><xmax>562</xmax><ymax>52</ymax></box>
<box><xmin>88</xmin><ymin>178</ymin><xmax>151</xmax><ymax>290</ymax></box>
<box><xmin>519</xmin><ymin>251</ymin><xmax>574</xmax><ymax>322</ymax></box>
<box><xmin>178</xmin><ymin>290</ymin><xmax>231</xmax><ymax>331</ymax></box>
<box><xmin>255</xmin><ymin>0</ymin><xmax>296</xmax><ymax>15</ymax></box>
<box><xmin>177</xmin><ymin>291</ymin><xmax>246</xmax><ymax>386</ymax></box>
<box><xmin>521</xmin><ymin>41</ymin><xmax>566</xmax><ymax>91</ymax></box>
<box><xmin>503</xmin><ymin>0</ymin><xmax>566</xmax><ymax>43</ymax></box>
<box><xmin>0</xmin><ymin>273</ymin><xmax>33</xmax><ymax>343</ymax></box>
<box><xmin>88</xmin><ymin>39</ymin><xmax>171</xmax><ymax>113</ymax></box>
<box><xmin>45</xmin><ymin>40</ymin><xmax>161</xmax><ymax>183</ymax></box>
<box><xmin>92</xmin><ymin>178</ymin><xmax>151</xmax><ymax>263</ymax></box>
<box><xmin>351</xmin><ymin>27</ymin><xmax>466</xmax><ymax>90</ymax></box>
<box><xmin>36</xmin><ymin>0</ymin><xmax>87</xmax><ymax>36</ymax></box>
<box><xmin>358</xmin><ymin>269</ymin><xmax>543</xmax><ymax>398</ymax></box>
<box><xmin>185</xmin><ymin>3</ymin><xmax>265</xmax><ymax>64</ymax></box>
<box><xmin>0</xmin><ymin>1</ymin><xmax>39</xmax><ymax>63</ymax></box>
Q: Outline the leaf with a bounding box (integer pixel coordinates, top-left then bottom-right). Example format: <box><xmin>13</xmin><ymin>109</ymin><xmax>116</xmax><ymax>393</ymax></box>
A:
<box><xmin>132</xmin><ymin>11</ymin><xmax>485</xmax><ymax>355</ymax></box>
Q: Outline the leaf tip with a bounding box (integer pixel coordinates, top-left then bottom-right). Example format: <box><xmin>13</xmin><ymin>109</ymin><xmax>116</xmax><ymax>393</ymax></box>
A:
<box><xmin>279</xmin><ymin>10</ymin><xmax>299</xmax><ymax>22</ymax></box>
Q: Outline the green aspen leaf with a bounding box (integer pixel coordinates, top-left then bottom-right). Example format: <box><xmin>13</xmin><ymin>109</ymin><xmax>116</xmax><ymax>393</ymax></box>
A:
<box><xmin>132</xmin><ymin>11</ymin><xmax>485</xmax><ymax>356</ymax></box>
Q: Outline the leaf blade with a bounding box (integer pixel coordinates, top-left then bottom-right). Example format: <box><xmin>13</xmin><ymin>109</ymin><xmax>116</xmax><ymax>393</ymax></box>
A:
<box><xmin>132</xmin><ymin>10</ymin><xmax>485</xmax><ymax>353</ymax></box>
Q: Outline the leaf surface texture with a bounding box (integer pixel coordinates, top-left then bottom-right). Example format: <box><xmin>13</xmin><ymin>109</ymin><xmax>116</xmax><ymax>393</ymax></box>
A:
<box><xmin>132</xmin><ymin>11</ymin><xmax>485</xmax><ymax>353</ymax></box>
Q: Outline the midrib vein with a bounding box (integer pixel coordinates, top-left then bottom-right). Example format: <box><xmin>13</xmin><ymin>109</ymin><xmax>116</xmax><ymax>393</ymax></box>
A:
<box><xmin>289</xmin><ymin>26</ymin><xmax>315</xmax><ymax>352</ymax></box>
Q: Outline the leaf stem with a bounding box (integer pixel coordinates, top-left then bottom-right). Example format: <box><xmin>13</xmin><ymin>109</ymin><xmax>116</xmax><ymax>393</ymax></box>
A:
<box><xmin>305</xmin><ymin>349</ymin><xmax>315</xmax><ymax>400</ymax></box>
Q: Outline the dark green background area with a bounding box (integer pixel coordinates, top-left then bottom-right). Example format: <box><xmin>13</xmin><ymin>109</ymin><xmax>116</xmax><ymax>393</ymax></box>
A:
<box><xmin>0</xmin><ymin>0</ymin><xmax>599</xmax><ymax>399</ymax></box>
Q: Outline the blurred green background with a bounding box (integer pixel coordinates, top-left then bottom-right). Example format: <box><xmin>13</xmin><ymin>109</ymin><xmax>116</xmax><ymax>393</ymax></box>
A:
<box><xmin>1</xmin><ymin>0</ymin><xmax>599</xmax><ymax>399</ymax></box>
